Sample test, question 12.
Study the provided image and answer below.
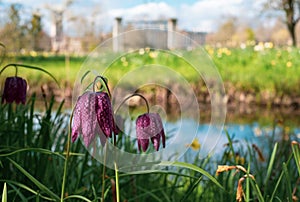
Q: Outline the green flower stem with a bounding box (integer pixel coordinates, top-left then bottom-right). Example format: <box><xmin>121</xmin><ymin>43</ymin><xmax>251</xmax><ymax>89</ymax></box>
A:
<box><xmin>92</xmin><ymin>76</ymin><xmax>111</xmax><ymax>98</ymax></box>
<box><xmin>60</xmin><ymin>111</ymin><xmax>74</xmax><ymax>201</ymax></box>
<box><xmin>114</xmin><ymin>162</ymin><xmax>120</xmax><ymax>202</ymax></box>
<box><xmin>114</xmin><ymin>93</ymin><xmax>150</xmax><ymax>114</ymax></box>
<box><xmin>101</xmin><ymin>143</ymin><xmax>108</xmax><ymax>202</ymax></box>
<box><xmin>0</xmin><ymin>63</ymin><xmax>59</xmax><ymax>86</ymax></box>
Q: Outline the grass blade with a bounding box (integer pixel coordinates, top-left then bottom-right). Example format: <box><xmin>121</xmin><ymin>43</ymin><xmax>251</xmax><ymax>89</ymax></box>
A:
<box><xmin>249</xmin><ymin>179</ymin><xmax>264</xmax><ymax>202</ymax></box>
<box><xmin>264</xmin><ymin>142</ymin><xmax>278</xmax><ymax>186</ymax></box>
<box><xmin>180</xmin><ymin>176</ymin><xmax>202</xmax><ymax>202</ymax></box>
<box><xmin>63</xmin><ymin>195</ymin><xmax>92</xmax><ymax>202</ymax></box>
<box><xmin>135</xmin><ymin>186</ymin><xmax>163</xmax><ymax>202</ymax></box>
<box><xmin>159</xmin><ymin>161</ymin><xmax>224</xmax><ymax>190</ymax></box>
<box><xmin>1</xmin><ymin>180</ymin><xmax>55</xmax><ymax>201</ymax></box>
<box><xmin>225</xmin><ymin>130</ymin><xmax>237</xmax><ymax>164</ymax></box>
<box><xmin>7</xmin><ymin>158</ymin><xmax>60</xmax><ymax>201</ymax></box>
<box><xmin>2</xmin><ymin>183</ymin><xmax>7</xmax><ymax>202</ymax></box>
<box><xmin>291</xmin><ymin>141</ymin><xmax>300</xmax><ymax>176</ymax></box>
<box><xmin>246</xmin><ymin>162</ymin><xmax>251</xmax><ymax>202</ymax></box>
<box><xmin>282</xmin><ymin>162</ymin><xmax>293</xmax><ymax>202</ymax></box>
<box><xmin>270</xmin><ymin>171</ymin><xmax>284</xmax><ymax>201</ymax></box>
<box><xmin>0</xmin><ymin>148</ymin><xmax>65</xmax><ymax>159</ymax></box>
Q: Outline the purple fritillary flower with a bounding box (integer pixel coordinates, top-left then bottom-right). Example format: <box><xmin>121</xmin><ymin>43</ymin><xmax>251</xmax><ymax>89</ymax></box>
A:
<box><xmin>2</xmin><ymin>76</ymin><xmax>27</xmax><ymax>104</ymax></box>
<box><xmin>72</xmin><ymin>92</ymin><xmax>104</xmax><ymax>147</ymax></box>
<box><xmin>136</xmin><ymin>113</ymin><xmax>166</xmax><ymax>152</ymax></box>
<box><xmin>95</xmin><ymin>92</ymin><xmax>119</xmax><ymax>138</ymax></box>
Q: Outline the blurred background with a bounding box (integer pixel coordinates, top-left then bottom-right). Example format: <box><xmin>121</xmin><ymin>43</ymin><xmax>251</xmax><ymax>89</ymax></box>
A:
<box><xmin>1</xmin><ymin>0</ymin><xmax>300</xmax><ymax>141</ymax></box>
<box><xmin>0</xmin><ymin>0</ymin><xmax>298</xmax><ymax>53</ymax></box>
<box><xmin>1</xmin><ymin>1</ymin><xmax>300</xmax><ymax>201</ymax></box>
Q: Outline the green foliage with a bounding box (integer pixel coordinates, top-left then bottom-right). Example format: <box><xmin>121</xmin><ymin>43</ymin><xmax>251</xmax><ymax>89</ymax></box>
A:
<box><xmin>1</xmin><ymin>47</ymin><xmax>300</xmax><ymax>201</ymax></box>
<box><xmin>2</xmin><ymin>46</ymin><xmax>300</xmax><ymax>97</ymax></box>
<box><xmin>1</xmin><ymin>183</ymin><xmax>6</xmax><ymax>202</ymax></box>
<box><xmin>0</xmin><ymin>94</ymin><xmax>300</xmax><ymax>201</ymax></box>
<box><xmin>210</xmin><ymin>46</ymin><xmax>300</xmax><ymax>94</ymax></box>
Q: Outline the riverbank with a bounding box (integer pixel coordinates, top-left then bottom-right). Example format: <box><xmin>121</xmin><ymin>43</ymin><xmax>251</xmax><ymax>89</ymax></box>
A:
<box><xmin>33</xmin><ymin>80</ymin><xmax>300</xmax><ymax>109</ymax></box>
<box><xmin>1</xmin><ymin>46</ymin><xmax>300</xmax><ymax>111</ymax></box>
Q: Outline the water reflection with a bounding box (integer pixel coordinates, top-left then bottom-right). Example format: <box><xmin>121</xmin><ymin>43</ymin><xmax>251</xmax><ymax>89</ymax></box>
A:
<box><xmin>171</xmin><ymin>118</ymin><xmax>300</xmax><ymax>162</ymax></box>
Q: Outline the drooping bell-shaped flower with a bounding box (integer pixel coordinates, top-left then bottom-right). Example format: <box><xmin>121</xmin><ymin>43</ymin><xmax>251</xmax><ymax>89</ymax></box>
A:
<box><xmin>72</xmin><ymin>92</ymin><xmax>102</xmax><ymax>147</ymax></box>
<box><xmin>72</xmin><ymin>91</ymin><xmax>118</xmax><ymax>147</ymax></box>
<box><xmin>136</xmin><ymin>113</ymin><xmax>166</xmax><ymax>152</ymax></box>
<box><xmin>95</xmin><ymin>91</ymin><xmax>119</xmax><ymax>138</ymax></box>
<box><xmin>2</xmin><ymin>76</ymin><xmax>27</xmax><ymax>104</ymax></box>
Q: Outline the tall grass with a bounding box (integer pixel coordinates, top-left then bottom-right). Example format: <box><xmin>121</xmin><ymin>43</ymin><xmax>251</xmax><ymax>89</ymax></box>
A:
<box><xmin>0</xmin><ymin>94</ymin><xmax>300</xmax><ymax>201</ymax></box>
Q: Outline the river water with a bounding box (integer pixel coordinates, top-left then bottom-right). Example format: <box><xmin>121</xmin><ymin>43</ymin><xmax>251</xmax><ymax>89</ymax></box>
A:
<box><xmin>161</xmin><ymin>107</ymin><xmax>300</xmax><ymax>161</ymax></box>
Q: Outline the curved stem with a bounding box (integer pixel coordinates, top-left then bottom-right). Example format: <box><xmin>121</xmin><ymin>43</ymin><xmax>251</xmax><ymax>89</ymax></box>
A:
<box><xmin>0</xmin><ymin>63</ymin><xmax>18</xmax><ymax>77</ymax></box>
<box><xmin>0</xmin><ymin>63</ymin><xmax>59</xmax><ymax>87</ymax></box>
<box><xmin>92</xmin><ymin>76</ymin><xmax>111</xmax><ymax>98</ymax></box>
<box><xmin>101</xmin><ymin>142</ymin><xmax>108</xmax><ymax>202</ymax></box>
<box><xmin>60</xmin><ymin>110</ymin><xmax>74</xmax><ymax>201</ymax></box>
<box><xmin>114</xmin><ymin>93</ymin><xmax>150</xmax><ymax>114</ymax></box>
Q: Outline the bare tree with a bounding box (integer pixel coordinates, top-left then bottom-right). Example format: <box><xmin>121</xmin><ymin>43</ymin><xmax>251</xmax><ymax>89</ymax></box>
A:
<box><xmin>45</xmin><ymin>0</ymin><xmax>74</xmax><ymax>52</ymax></box>
<box><xmin>266</xmin><ymin>0</ymin><xmax>300</xmax><ymax>46</ymax></box>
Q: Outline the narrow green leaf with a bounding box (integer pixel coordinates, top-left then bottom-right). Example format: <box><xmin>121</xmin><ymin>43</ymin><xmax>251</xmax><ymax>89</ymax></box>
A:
<box><xmin>63</xmin><ymin>195</ymin><xmax>92</xmax><ymax>202</ymax></box>
<box><xmin>246</xmin><ymin>161</ymin><xmax>251</xmax><ymax>202</ymax></box>
<box><xmin>270</xmin><ymin>171</ymin><xmax>284</xmax><ymax>201</ymax></box>
<box><xmin>249</xmin><ymin>179</ymin><xmax>264</xmax><ymax>202</ymax></box>
<box><xmin>4</xmin><ymin>183</ymin><xmax>27</xmax><ymax>201</ymax></box>
<box><xmin>291</xmin><ymin>142</ymin><xmax>300</xmax><ymax>176</ymax></box>
<box><xmin>2</xmin><ymin>183</ymin><xmax>7</xmax><ymax>202</ymax></box>
<box><xmin>120</xmin><ymin>170</ymin><xmax>198</xmax><ymax>180</ymax></box>
<box><xmin>264</xmin><ymin>142</ymin><xmax>278</xmax><ymax>186</ymax></box>
<box><xmin>225</xmin><ymin>130</ymin><xmax>236</xmax><ymax>164</ymax></box>
<box><xmin>159</xmin><ymin>161</ymin><xmax>224</xmax><ymax>190</ymax></box>
<box><xmin>282</xmin><ymin>163</ymin><xmax>293</xmax><ymax>202</ymax></box>
<box><xmin>180</xmin><ymin>176</ymin><xmax>203</xmax><ymax>202</ymax></box>
<box><xmin>136</xmin><ymin>186</ymin><xmax>163</xmax><ymax>202</ymax></box>
<box><xmin>7</xmin><ymin>158</ymin><xmax>60</xmax><ymax>201</ymax></box>
<box><xmin>0</xmin><ymin>148</ymin><xmax>65</xmax><ymax>159</ymax></box>
<box><xmin>0</xmin><ymin>180</ymin><xmax>55</xmax><ymax>201</ymax></box>
<box><xmin>160</xmin><ymin>189</ymin><xmax>171</xmax><ymax>202</ymax></box>
<box><xmin>128</xmin><ymin>185</ymin><xmax>182</xmax><ymax>202</ymax></box>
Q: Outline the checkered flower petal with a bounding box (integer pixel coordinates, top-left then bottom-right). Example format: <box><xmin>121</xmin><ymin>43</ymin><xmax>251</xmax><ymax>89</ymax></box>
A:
<box><xmin>72</xmin><ymin>92</ymin><xmax>101</xmax><ymax>147</ymax></box>
<box><xmin>95</xmin><ymin>92</ymin><xmax>118</xmax><ymax>138</ymax></box>
<box><xmin>136</xmin><ymin>113</ymin><xmax>165</xmax><ymax>152</ymax></box>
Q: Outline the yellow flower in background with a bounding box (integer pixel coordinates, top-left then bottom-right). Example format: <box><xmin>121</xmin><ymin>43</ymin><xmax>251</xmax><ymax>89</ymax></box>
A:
<box><xmin>186</xmin><ymin>138</ymin><xmax>201</xmax><ymax>151</ymax></box>
<box><xmin>30</xmin><ymin>51</ymin><xmax>37</xmax><ymax>57</ymax></box>
<box><xmin>271</xmin><ymin>60</ymin><xmax>276</xmax><ymax>66</ymax></box>
<box><xmin>264</xmin><ymin>42</ymin><xmax>273</xmax><ymax>49</ymax></box>
<box><xmin>286</xmin><ymin>61</ymin><xmax>292</xmax><ymax>68</ymax></box>
<box><xmin>149</xmin><ymin>51</ymin><xmax>158</xmax><ymax>58</ymax></box>
<box><xmin>139</xmin><ymin>48</ymin><xmax>145</xmax><ymax>55</ymax></box>
<box><xmin>235</xmin><ymin>155</ymin><xmax>245</xmax><ymax>165</ymax></box>
<box><xmin>207</xmin><ymin>48</ymin><xmax>214</xmax><ymax>56</ymax></box>
<box><xmin>121</xmin><ymin>56</ymin><xmax>126</xmax><ymax>62</ymax></box>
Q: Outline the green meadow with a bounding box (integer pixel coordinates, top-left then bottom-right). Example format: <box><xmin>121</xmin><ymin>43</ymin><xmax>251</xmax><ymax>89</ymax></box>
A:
<box><xmin>1</xmin><ymin>45</ymin><xmax>300</xmax><ymax>95</ymax></box>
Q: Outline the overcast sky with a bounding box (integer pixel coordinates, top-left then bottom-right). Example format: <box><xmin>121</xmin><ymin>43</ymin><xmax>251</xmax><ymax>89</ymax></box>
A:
<box><xmin>1</xmin><ymin>0</ymin><xmax>265</xmax><ymax>35</ymax></box>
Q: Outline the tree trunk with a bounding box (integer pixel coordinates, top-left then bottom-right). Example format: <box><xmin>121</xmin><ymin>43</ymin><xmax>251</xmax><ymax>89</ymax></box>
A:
<box><xmin>288</xmin><ymin>22</ymin><xmax>297</xmax><ymax>46</ymax></box>
<box><xmin>284</xmin><ymin>0</ymin><xmax>298</xmax><ymax>46</ymax></box>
